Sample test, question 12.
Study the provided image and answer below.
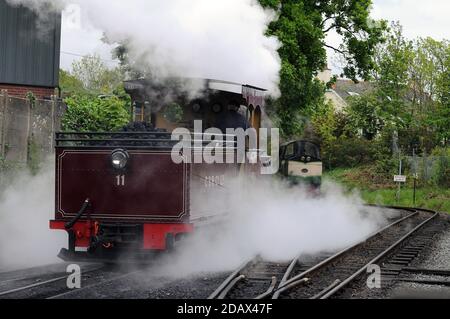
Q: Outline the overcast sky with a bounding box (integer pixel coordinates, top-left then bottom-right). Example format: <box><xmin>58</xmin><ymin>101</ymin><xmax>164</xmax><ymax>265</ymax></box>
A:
<box><xmin>60</xmin><ymin>0</ymin><xmax>450</xmax><ymax>75</ymax></box>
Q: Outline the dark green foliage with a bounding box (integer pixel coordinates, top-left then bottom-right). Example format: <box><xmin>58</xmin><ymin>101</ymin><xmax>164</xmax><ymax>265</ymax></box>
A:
<box><xmin>373</xmin><ymin>156</ymin><xmax>399</xmax><ymax>177</ymax></box>
<box><xmin>259</xmin><ymin>0</ymin><xmax>386</xmax><ymax>137</ymax></box>
<box><xmin>324</xmin><ymin>137</ymin><xmax>377</xmax><ymax>169</ymax></box>
<box><xmin>431</xmin><ymin>148</ymin><xmax>450</xmax><ymax>188</ymax></box>
<box><xmin>346</xmin><ymin>93</ymin><xmax>383</xmax><ymax>140</ymax></box>
<box><xmin>310</xmin><ymin>99</ymin><xmax>336</xmax><ymax>147</ymax></box>
<box><xmin>59</xmin><ymin>54</ymin><xmax>132</xmax><ymax>132</ymax></box>
<box><xmin>326</xmin><ymin>25</ymin><xmax>449</xmax><ymax>177</ymax></box>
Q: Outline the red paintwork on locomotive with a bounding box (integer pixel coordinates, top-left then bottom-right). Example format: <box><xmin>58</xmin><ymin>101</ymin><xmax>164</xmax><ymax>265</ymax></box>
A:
<box><xmin>50</xmin><ymin>220</ymin><xmax>93</xmax><ymax>248</ymax></box>
<box><xmin>51</xmin><ymin>148</ymin><xmax>244</xmax><ymax>251</ymax></box>
<box><xmin>143</xmin><ymin>223</ymin><xmax>193</xmax><ymax>249</ymax></box>
<box><xmin>50</xmin><ymin>220</ymin><xmax>193</xmax><ymax>250</ymax></box>
<box><xmin>55</xmin><ymin>150</ymin><xmax>188</xmax><ymax>222</ymax></box>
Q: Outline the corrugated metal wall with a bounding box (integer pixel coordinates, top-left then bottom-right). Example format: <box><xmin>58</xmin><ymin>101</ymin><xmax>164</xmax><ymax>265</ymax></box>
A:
<box><xmin>0</xmin><ymin>0</ymin><xmax>61</xmax><ymax>87</ymax></box>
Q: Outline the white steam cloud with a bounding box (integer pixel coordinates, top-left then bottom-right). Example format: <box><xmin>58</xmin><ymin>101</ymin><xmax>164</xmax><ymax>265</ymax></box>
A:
<box><xmin>7</xmin><ymin>0</ymin><xmax>281</xmax><ymax>95</ymax></box>
<box><xmin>0</xmin><ymin>163</ymin><xmax>392</xmax><ymax>275</ymax></box>
<box><xmin>152</xmin><ymin>177</ymin><xmax>392</xmax><ymax>278</ymax></box>
<box><xmin>0</xmin><ymin>163</ymin><xmax>65</xmax><ymax>272</ymax></box>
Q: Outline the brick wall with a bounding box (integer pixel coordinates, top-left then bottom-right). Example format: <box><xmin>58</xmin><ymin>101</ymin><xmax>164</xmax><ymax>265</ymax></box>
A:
<box><xmin>0</xmin><ymin>84</ymin><xmax>57</xmax><ymax>100</ymax></box>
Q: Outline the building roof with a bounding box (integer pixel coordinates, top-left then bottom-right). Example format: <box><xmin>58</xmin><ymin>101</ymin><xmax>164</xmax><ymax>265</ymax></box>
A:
<box><xmin>332</xmin><ymin>79</ymin><xmax>374</xmax><ymax>100</ymax></box>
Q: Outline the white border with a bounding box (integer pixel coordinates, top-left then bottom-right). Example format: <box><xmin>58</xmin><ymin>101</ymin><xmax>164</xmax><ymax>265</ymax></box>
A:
<box><xmin>57</xmin><ymin>150</ymin><xmax>188</xmax><ymax>220</ymax></box>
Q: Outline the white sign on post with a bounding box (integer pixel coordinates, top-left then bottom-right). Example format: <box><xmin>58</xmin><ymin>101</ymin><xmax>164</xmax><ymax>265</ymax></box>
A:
<box><xmin>394</xmin><ymin>175</ymin><xmax>407</xmax><ymax>183</ymax></box>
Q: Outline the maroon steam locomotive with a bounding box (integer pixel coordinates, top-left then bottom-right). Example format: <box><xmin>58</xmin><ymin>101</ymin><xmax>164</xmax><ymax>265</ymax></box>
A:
<box><xmin>50</xmin><ymin>79</ymin><xmax>267</xmax><ymax>261</ymax></box>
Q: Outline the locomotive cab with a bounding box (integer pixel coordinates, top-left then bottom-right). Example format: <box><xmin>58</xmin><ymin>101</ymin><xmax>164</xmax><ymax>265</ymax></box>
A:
<box><xmin>280</xmin><ymin>140</ymin><xmax>322</xmax><ymax>189</ymax></box>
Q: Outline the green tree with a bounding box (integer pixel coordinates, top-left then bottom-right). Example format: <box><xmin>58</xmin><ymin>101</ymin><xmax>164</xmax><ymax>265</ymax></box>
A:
<box><xmin>71</xmin><ymin>54</ymin><xmax>125</xmax><ymax>94</ymax></box>
<box><xmin>111</xmin><ymin>43</ymin><xmax>149</xmax><ymax>80</ymax></box>
<box><xmin>346</xmin><ymin>93</ymin><xmax>383</xmax><ymax>140</ymax></box>
<box><xmin>259</xmin><ymin>0</ymin><xmax>387</xmax><ymax>137</ymax></box>
<box><xmin>310</xmin><ymin>99</ymin><xmax>337</xmax><ymax>147</ymax></box>
<box><xmin>360</xmin><ymin>24</ymin><xmax>449</xmax><ymax>152</ymax></box>
<box><xmin>372</xmin><ymin>22</ymin><xmax>414</xmax><ymax>127</ymax></box>
<box><xmin>59</xmin><ymin>69</ymin><xmax>85</xmax><ymax>95</ymax></box>
<box><xmin>413</xmin><ymin>38</ymin><xmax>450</xmax><ymax>146</ymax></box>
<box><xmin>62</xmin><ymin>94</ymin><xmax>130</xmax><ymax>132</ymax></box>
<box><xmin>59</xmin><ymin>53</ymin><xmax>133</xmax><ymax>132</ymax></box>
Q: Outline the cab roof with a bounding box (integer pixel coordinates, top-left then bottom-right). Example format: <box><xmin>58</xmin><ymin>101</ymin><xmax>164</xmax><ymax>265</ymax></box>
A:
<box><xmin>124</xmin><ymin>77</ymin><xmax>266</xmax><ymax>108</ymax></box>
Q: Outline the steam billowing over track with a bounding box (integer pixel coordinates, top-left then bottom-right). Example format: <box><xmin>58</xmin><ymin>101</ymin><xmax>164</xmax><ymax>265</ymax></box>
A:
<box><xmin>0</xmin><ymin>206</ymin><xmax>446</xmax><ymax>299</ymax></box>
<box><xmin>208</xmin><ymin>207</ymin><xmax>441</xmax><ymax>299</ymax></box>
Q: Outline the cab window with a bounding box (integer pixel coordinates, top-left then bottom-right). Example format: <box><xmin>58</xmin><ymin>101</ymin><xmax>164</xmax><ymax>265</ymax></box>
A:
<box><xmin>285</xmin><ymin>143</ymin><xmax>295</xmax><ymax>158</ymax></box>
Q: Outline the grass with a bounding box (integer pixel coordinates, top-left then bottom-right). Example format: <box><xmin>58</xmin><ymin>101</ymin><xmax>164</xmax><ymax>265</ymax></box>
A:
<box><xmin>325</xmin><ymin>167</ymin><xmax>450</xmax><ymax>213</ymax></box>
<box><xmin>359</xmin><ymin>187</ymin><xmax>450</xmax><ymax>212</ymax></box>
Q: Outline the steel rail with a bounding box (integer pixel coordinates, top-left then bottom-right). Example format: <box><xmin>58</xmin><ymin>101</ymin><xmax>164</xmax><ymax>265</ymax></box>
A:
<box><xmin>207</xmin><ymin>258</ymin><xmax>256</xmax><ymax>299</ymax></box>
<box><xmin>274</xmin><ymin>253</ymin><xmax>301</xmax><ymax>296</ymax></box>
<box><xmin>209</xmin><ymin>254</ymin><xmax>305</xmax><ymax>300</ymax></box>
<box><xmin>320</xmin><ymin>210</ymin><xmax>438</xmax><ymax>299</ymax></box>
<box><xmin>311</xmin><ymin>279</ymin><xmax>341</xmax><ymax>299</ymax></box>
<box><xmin>0</xmin><ymin>262</ymin><xmax>77</xmax><ymax>277</ymax></box>
<box><xmin>272</xmin><ymin>209</ymin><xmax>418</xmax><ymax>299</ymax></box>
<box><xmin>254</xmin><ymin>277</ymin><xmax>277</xmax><ymax>300</ymax></box>
<box><xmin>47</xmin><ymin>269</ymin><xmax>142</xmax><ymax>299</ymax></box>
<box><xmin>217</xmin><ymin>275</ymin><xmax>246</xmax><ymax>300</ymax></box>
<box><xmin>0</xmin><ymin>265</ymin><xmax>105</xmax><ymax>297</ymax></box>
<box><xmin>273</xmin><ymin>278</ymin><xmax>309</xmax><ymax>297</ymax></box>
<box><xmin>211</xmin><ymin>207</ymin><xmax>426</xmax><ymax>300</ymax></box>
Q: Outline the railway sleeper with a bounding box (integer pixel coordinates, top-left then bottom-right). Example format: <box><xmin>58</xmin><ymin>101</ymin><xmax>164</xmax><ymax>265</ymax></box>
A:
<box><xmin>392</xmin><ymin>253</ymin><xmax>416</xmax><ymax>258</ymax></box>
<box><xmin>391</xmin><ymin>260</ymin><xmax>414</xmax><ymax>264</ymax></box>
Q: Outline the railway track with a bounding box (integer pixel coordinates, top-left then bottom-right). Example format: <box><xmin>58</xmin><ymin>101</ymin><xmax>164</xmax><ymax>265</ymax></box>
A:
<box><xmin>345</xmin><ymin>214</ymin><xmax>450</xmax><ymax>298</ymax></box>
<box><xmin>0</xmin><ymin>207</ymin><xmax>442</xmax><ymax>299</ymax></box>
<box><xmin>0</xmin><ymin>263</ymin><xmax>139</xmax><ymax>299</ymax></box>
<box><xmin>207</xmin><ymin>254</ymin><xmax>332</xmax><ymax>299</ymax></box>
<box><xmin>209</xmin><ymin>207</ymin><xmax>439</xmax><ymax>299</ymax></box>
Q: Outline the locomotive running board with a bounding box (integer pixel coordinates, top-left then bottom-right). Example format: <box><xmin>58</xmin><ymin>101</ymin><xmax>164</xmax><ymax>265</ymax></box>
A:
<box><xmin>57</xmin><ymin>248</ymin><xmax>160</xmax><ymax>264</ymax></box>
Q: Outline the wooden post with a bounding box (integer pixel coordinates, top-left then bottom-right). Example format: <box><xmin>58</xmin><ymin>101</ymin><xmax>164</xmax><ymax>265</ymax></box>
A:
<box><xmin>26</xmin><ymin>93</ymin><xmax>33</xmax><ymax>165</ymax></box>
<box><xmin>0</xmin><ymin>89</ymin><xmax>8</xmax><ymax>158</ymax></box>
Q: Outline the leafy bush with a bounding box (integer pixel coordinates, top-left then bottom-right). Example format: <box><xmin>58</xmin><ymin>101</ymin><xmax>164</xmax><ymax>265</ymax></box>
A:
<box><xmin>62</xmin><ymin>94</ymin><xmax>130</xmax><ymax>132</ymax></box>
<box><xmin>346</xmin><ymin>93</ymin><xmax>383</xmax><ymax>140</ymax></box>
<box><xmin>310</xmin><ymin>100</ymin><xmax>337</xmax><ymax>147</ymax></box>
<box><xmin>374</xmin><ymin>156</ymin><xmax>399</xmax><ymax>177</ymax></box>
<box><xmin>431</xmin><ymin>147</ymin><xmax>450</xmax><ymax>187</ymax></box>
<box><xmin>324</xmin><ymin>137</ymin><xmax>378</xmax><ymax>169</ymax></box>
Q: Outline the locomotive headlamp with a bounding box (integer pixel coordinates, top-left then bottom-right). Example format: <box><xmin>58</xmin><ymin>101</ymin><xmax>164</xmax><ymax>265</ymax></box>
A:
<box><xmin>111</xmin><ymin>149</ymin><xmax>129</xmax><ymax>170</ymax></box>
<box><xmin>301</xmin><ymin>156</ymin><xmax>306</xmax><ymax>162</ymax></box>
<box><xmin>306</xmin><ymin>156</ymin><xmax>311</xmax><ymax>162</ymax></box>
